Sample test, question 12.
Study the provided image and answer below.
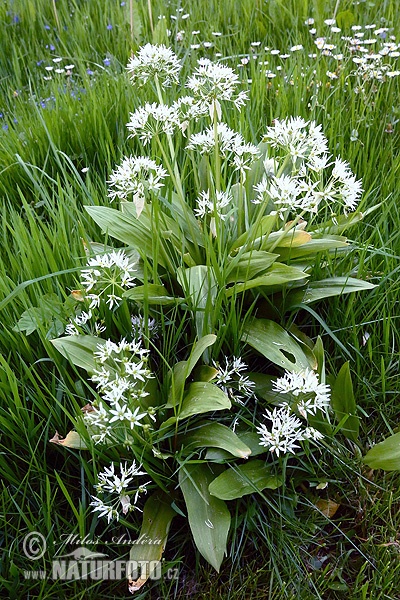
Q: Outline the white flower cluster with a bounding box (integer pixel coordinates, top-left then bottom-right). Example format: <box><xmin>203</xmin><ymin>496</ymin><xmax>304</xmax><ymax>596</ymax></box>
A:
<box><xmin>257</xmin><ymin>368</ymin><xmax>329</xmax><ymax>456</ymax></box>
<box><xmin>194</xmin><ymin>189</ymin><xmax>232</xmax><ymax>220</ymax></box>
<box><xmin>90</xmin><ymin>462</ymin><xmax>150</xmax><ymax>523</ymax></box>
<box><xmin>213</xmin><ymin>356</ymin><xmax>255</xmax><ymax>402</ymax></box>
<box><xmin>80</xmin><ymin>250</ymin><xmax>137</xmax><ymax>310</ymax></box>
<box><xmin>187</xmin><ymin>122</ymin><xmax>260</xmax><ymax>177</ymax></box>
<box><xmin>127</xmin><ymin>43</ymin><xmax>182</xmax><ymax>86</ymax></box>
<box><xmin>126</xmin><ymin>98</ymin><xmax>209</xmax><ymax>144</ymax></box>
<box><xmin>257</xmin><ymin>406</ymin><xmax>324</xmax><ymax>456</ymax></box>
<box><xmin>107</xmin><ymin>156</ymin><xmax>168</xmax><ymax>217</ymax></box>
<box><xmin>254</xmin><ymin>118</ymin><xmax>363</xmax><ymax>214</ymax></box>
<box><xmin>186</xmin><ymin>58</ymin><xmax>249</xmax><ymax>111</ymax></box>
<box><xmin>272</xmin><ymin>368</ymin><xmax>331</xmax><ymax>418</ymax></box>
<box><xmin>263</xmin><ymin>117</ymin><xmax>328</xmax><ymax>163</ymax></box>
<box><xmin>65</xmin><ymin>309</ymin><xmax>106</xmax><ymax>337</ymax></box>
<box><xmin>84</xmin><ymin>338</ymin><xmax>154</xmax><ymax>444</ymax></box>
<box><xmin>131</xmin><ymin>314</ymin><xmax>159</xmax><ymax>341</ymax></box>
<box><xmin>126</xmin><ymin>102</ymin><xmax>178</xmax><ymax>145</ymax></box>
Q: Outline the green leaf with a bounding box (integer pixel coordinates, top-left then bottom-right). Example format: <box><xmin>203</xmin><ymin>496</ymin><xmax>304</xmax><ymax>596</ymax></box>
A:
<box><xmin>128</xmin><ymin>492</ymin><xmax>176</xmax><ymax>592</ymax></box>
<box><xmin>331</xmin><ymin>362</ymin><xmax>359</xmax><ymax>442</ymax></box>
<box><xmin>166</xmin><ymin>335</ymin><xmax>217</xmax><ymax>408</ymax></box>
<box><xmin>230</xmin><ymin>215</ymin><xmax>276</xmax><ymax>252</ymax></box>
<box><xmin>129</xmin><ymin>0</ymin><xmax>143</xmax><ymax>42</ymax></box>
<box><xmin>242</xmin><ymin>318</ymin><xmax>317</xmax><ymax>372</ymax></box>
<box><xmin>173</xmin><ymin>382</ymin><xmax>231</xmax><ymax>422</ymax></box>
<box><xmin>363</xmin><ymin>432</ymin><xmax>400</xmax><ymax>471</ymax></box>
<box><xmin>225</xmin><ymin>263</ymin><xmax>308</xmax><ymax>297</ymax></box>
<box><xmin>226</xmin><ymin>251</ymin><xmax>278</xmax><ymax>283</ymax></box>
<box><xmin>177</xmin><ymin>265</ymin><xmax>217</xmax><ymax>339</ymax></box>
<box><xmin>192</xmin><ymin>365</ymin><xmax>219</xmax><ymax>382</ymax></box>
<box><xmin>51</xmin><ymin>335</ymin><xmax>106</xmax><ymax>373</ymax></box>
<box><xmin>124</xmin><ymin>284</ymin><xmax>180</xmax><ymax>305</ymax></box>
<box><xmin>276</xmin><ymin>235</ymin><xmax>348</xmax><ymax>260</ymax></box>
<box><xmin>287</xmin><ymin>277</ymin><xmax>376</xmax><ymax>306</ymax></box>
<box><xmin>237</xmin><ymin>432</ymin><xmax>269</xmax><ymax>457</ymax></box>
<box><xmin>152</xmin><ymin>14</ymin><xmax>168</xmax><ymax>44</ymax></box>
<box><xmin>179</xmin><ymin>463</ymin><xmax>230</xmax><ymax>572</ymax></box>
<box><xmin>180</xmin><ymin>422</ymin><xmax>251</xmax><ymax>458</ymax></box>
<box><xmin>14</xmin><ymin>293</ymin><xmax>63</xmax><ymax>335</ymax></box>
<box><xmin>209</xmin><ymin>460</ymin><xmax>283</xmax><ymax>500</ymax></box>
<box><xmin>85</xmin><ymin>205</ymin><xmax>159</xmax><ymax>264</ymax></box>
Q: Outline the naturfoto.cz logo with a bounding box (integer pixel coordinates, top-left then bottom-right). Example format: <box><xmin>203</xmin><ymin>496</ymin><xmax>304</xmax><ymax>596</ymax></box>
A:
<box><xmin>22</xmin><ymin>532</ymin><xmax>178</xmax><ymax>582</ymax></box>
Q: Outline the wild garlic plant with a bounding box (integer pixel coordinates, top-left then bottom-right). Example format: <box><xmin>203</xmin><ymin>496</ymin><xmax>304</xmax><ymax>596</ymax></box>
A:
<box><xmin>44</xmin><ymin>44</ymin><xmax>377</xmax><ymax>589</ymax></box>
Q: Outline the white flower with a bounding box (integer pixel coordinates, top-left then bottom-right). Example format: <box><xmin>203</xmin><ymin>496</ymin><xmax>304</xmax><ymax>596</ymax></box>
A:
<box><xmin>80</xmin><ymin>250</ymin><xmax>137</xmax><ymax>310</ymax></box>
<box><xmin>171</xmin><ymin>95</ymin><xmax>209</xmax><ymax>133</ymax></box>
<box><xmin>194</xmin><ymin>189</ymin><xmax>233</xmax><ymax>220</ymax></box>
<box><xmin>126</xmin><ymin>102</ymin><xmax>179</xmax><ymax>144</ymax></box>
<box><xmin>186</xmin><ymin>58</ymin><xmax>248</xmax><ymax>111</ymax></box>
<box><xmin>107</xmin><ymin>156</ymin><xmax>168</xmax><ymax>216</ymax></box>
<box><xmin>131</xmin><ymin>314</ymin><xmax>159</xmax><ymax>340</ymax></box>
<box><xmin>213</xmin><ymin>356</ymin><xmax>255</xmax><ymax>400</ymax></box>
<box><xmin>90</xmin><ymin>496</ymin><xmax>118</xmax><ymax>523</ymax></box>
<box><xmin>91</xmin><ymin>462</ymin><xmax>150</xmax><ymax>521</ymax></box>
<box><xmin>272</xmin><ymin>368</ymin><xmax>331</xmax><ymax>417</ymax></box>
<box><xmin>127</xmin><ymin>44</ymin><xmax>182</xmax><ymax>86</ymax></box>
<box><xmin>187</xmin><ymin>122</ymin><xmax>259</xmax><ymax>176</ymax></box>
<box><xmin>268</xmin><ymin>174</ymin><xmax>302</xmax><ymax>208</ymax></box>
<box><xmin>264</xmin><ymin>117</ymin><xmax>329</xmax><ymax>162</ymax></box>
<box><xmin>257</xmin><ymin>406</ymin><xmax>304</xmax><ymax>456</ymax></box>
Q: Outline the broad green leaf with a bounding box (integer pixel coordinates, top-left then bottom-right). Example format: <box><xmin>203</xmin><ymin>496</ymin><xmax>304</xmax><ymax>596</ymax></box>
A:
<box><xmin>231</xmin><ymin>215</ymin><xmax>276</xmax><ymax>252</ymax></box>
<box><xmin>180</xmin><ymin>422</ymin><xmax>251</xmax><ymax>458</ymax></box>
<box><xmin>169</xmin><ymin>192</ymin><xmax>204</xmax><ymax>247</ymax></box>
<box><xmin>192</xmin><ymin>365</ymin><xmax>219</xmax><ymax>382</ymax></box>
<box><xmin>51</xmin><ymin>335</ymin><xmax>106</xmax><ymax>373</ymax></box>
<box><xmin>179</xmin><ymin>463</ymin><xmax>230</xmax><ymax>572</ymax></box>
<box><xmin>226</xmin><ymin>251</ymin><xmax>278</xmax><ymax>283</ymax></box>
<box><xmin>310</xmin><ymin>208</ymin><xmax>379</xmax><ymax>236</ymax></box>
<box><xmin>128</xmin><ymin>492</ymin><xmax>176</xmax><ymax>592</ymax></box>
<box><xmin>331</xmin><ymin>362</ymin><xmax>359</xmax><ymax>442</ymax></box>
<box><xmin>237</xmin><ymin>432</ymin><xmax>267</xmax><ymax>457</ymax></box>
<box><xmin>176</xmin><ymin>382</ymin><xmax>231</xmax><ymax>421</ymax></box>
<box><xmin>152</xmin><ymin>14</ymin><xmax>169</xmax><ymax>44</ymax></box>
<box><xmin>363</xmin><ymin>432</ymin><xmax>400</xmax><ymax>471</ymax></box>
<box><xmin>177</xmin><ymin>265</ymin><xmax>217</xmax><ymax>339</ymax></box>
<box><xmin>242</xmin><ymin>318</ymin><xmax>317</xmax><ymax>372</ymax></box>
<box><xmin>124</xmin><ymin>284</ymin><xmax>180</xmax><ymax>305</ymax></box>
<box><xmin>276</xmin><ymin>235</ymin><xmax>348</xmax><ymax>260</ymax></box>
<box><xmin>14</xmin><ymin>293</ymin><xmax>64</xmax><ymax>336</ymax></box>
<box><xmin>166</xmin><ymin>335</ymin><xmax>217</xmax><ymax>408</ymax></box>
<box><xmin>209</xmin><ymin>460</ymin><xmax>283</xmax><ymax>500</ymax></box>
<box><xmin>85</xmin><ymin>205</ymin><xmax>159</xmax><ymax>264</ymax></box>
<box><xmin>129</xmin><ymin>0</ymin><xmax>143</xmax><ymax>41</ymax></box>
<box><xmin>186</xmin><ymin>335</ymin><xmax>218</xmax><ymax>375</ymax></box>
<box><xmin>286</xmin><ymin>277</ymin><xmax>376</xmax><ymax>307</ymax></box>
<box><xmin>225</xmin><ymin>263</ymin><xmax>308</xmax><ymax>297</ymax></box>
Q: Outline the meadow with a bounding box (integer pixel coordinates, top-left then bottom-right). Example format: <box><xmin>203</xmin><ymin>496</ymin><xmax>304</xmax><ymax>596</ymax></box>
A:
<box><xmin>0</xmin><ymin>0</ymin><xmax>400</xmax><ymax>598</ymax></box>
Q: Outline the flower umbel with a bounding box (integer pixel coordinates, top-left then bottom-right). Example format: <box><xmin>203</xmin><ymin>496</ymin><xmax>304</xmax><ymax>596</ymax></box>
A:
<box><xmin>90</xmin><ymin>461</ymin><xmax>150</xmax><ymax>522</ymax></box>
<box><xmin>127</xmin><ymin>44</ymin><xmax>182</xmax><ymax>86</ymax></box>
<box><xmin>107</xmin><ymin>155</ymin><xmax>168</xmax><ymax>216</ymax></box>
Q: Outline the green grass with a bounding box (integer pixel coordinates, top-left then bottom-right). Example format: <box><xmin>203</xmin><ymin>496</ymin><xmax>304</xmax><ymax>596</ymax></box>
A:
<box><xmin>1</xmin><ymin>0</ymin><xmax>400</xmax><ymax>598</ymax></box>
